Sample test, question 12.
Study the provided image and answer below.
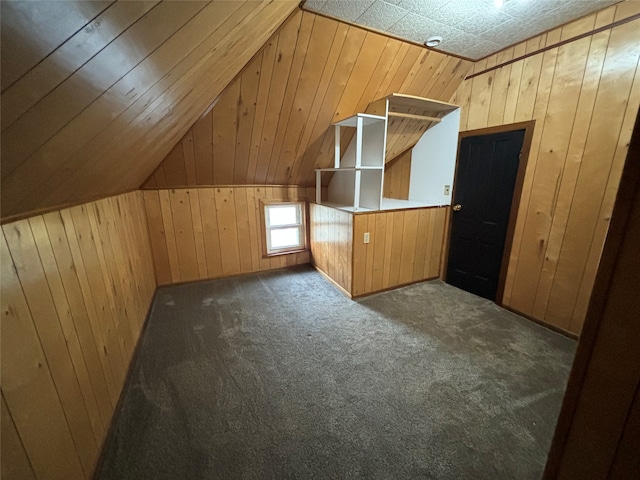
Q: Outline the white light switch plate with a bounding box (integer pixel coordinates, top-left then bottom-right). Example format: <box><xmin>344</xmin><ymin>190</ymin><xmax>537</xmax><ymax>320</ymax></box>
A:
<box><xmin>444</xmin><ymin>185</ymin><xmax>451</xmax><ymax>195</ymax></box>
<box><xmin>363</xmin><ymin>232</ymin><xmax>370</xmax><ymax>244</ymax></box>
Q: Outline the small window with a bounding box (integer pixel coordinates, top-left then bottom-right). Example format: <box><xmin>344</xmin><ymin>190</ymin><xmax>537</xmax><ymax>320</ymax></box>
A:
<box><xmin>263</xmin><ymin>202</ymin><xmax>306</xmax><ymax>255</ymax></box>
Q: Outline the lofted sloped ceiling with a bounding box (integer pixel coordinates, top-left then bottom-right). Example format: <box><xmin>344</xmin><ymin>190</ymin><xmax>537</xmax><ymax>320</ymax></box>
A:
<box><xmin>0</xmin><ymin>0</ymin><xmax>299</xmax><ymax>222</ymax></box>
<box><xmin>144</xmin><ymin>9</ymin><xmax>473</xmax><ymax>189</ymax></box>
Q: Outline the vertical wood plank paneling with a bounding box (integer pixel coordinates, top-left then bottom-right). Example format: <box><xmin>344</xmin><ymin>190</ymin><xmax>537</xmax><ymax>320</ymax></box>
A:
<box><xmin>234</xmin><ymin>57</ymin><xmax>262</xmax><ymax>184</ymax></box>
<box><xmin>309</xmin><ymin>203</ymin><xmax>353</xmax><ymax>295</ymax></box>
<box><xmin>246</xmin><ymin>38</ymin><xmax>278</xmax><ymax>183</ymax></box>
<box><xmin>347</xmin><ymin>207</ymin><xmax>448</xmax><ymax>297</ymax></box>
<box><xmin>1</xmin><ymin>394</ymin><xmax>36</xmax><ymax>480</ymax></box>
<box><xmin>544</xmin><ymin>21</ymin><xmax>640</xmax><ymax>329</ymax></box>
<box><xmin>57</xmin><ymin>209</ymin><xmax>120</xmax><ymax>406</ymax></box>
<box><xmin>29</xmin><ymin>216</ymin><xmax>105</xmax><ymax>444</ymax></box>
<box><xmin>486</xmin><ymin>50</ymin><xmax>514</xmax><ymax>127</ymax></box>
<box><xmin>413</xmin><ymin>209</ymin><xmax>430</xmax><ymax>281</ymax></box>
<box><xmin>169</xmin><ymin>189</ymin><xmax>199</xmax><ymax>282</ymax></box>
<box><xmin>198</xmin><ymin>188</ymin><xmax>224</xmax><ymax>279</ymax></box>
<box><xmin>42</xmin><ymin>211</ymin><xmax>114</xmax><ymax>426</ymax></box>
<box><xmin>290</xmin><ymin>23</ymin><xmax>350</xmax><ymax>184</ymax></box>
<box><xmin>145</xmin><ymin>187</ymin><xmax>312</xmax><ymax>285</ymax></box>
<box><xmin>142</xmin><ymin>191</ymin><xmax>173</xmax><ymax>285</ymax></box>
<box><xmin>388</xmin><ymin>211</ymin><xmax>405</xmax><ymax>287</ymax></box>
<box><xmin>246</xmin><ymin>188</ymin><xmax>263</xmax><ymax>271</ymax></box>
<box><xmin>570</xmin><ymin>66</ymin><xmax>640</xmax><ymax>332</ymax></box>
<box><xmin>143</xmin><ymin>10</ymin><xmax>472</xmax><ymax>191</ymax></box>
<box><xmin>509</xmin><ymin>35</ymin><xmax>593</xmax><ymax>318</ymax></box>
<box><xmin>1</xmin><ymin>191</ymin><xmax>156</xmax><ymax>480</ymax></box>
<box><xmin>182</xmin><ymin>131</ymin><xmax>197</xmax><ymax>185</ymax></box>
<box><xmin>383</xmin><ymin>150</ymin><xmax>411</xmax><ymax>200</ymax></box>
<box><xmin>3</xmin><ymin>220</ymin><xmax>98</xmax><ymax>477</ymax></box>
<box><xmin>273</xmin><ymin>15</ymin><xmax>339</xmax><ymax>184</ymax></box>
<box><xmin>398</xmin><ymin>209</ymin><xmax>419</xmax><ymax>284</ymax></box>
<box><xmin>233</xmin><ymin>188</ymin><xmax>254</xmax><ymax>273</ymax></box>
<box><xmin>215</xmin><ymin>188</ymin><xmax>242</xmax><ymax>276</ymax></box>
<box><xmin>193</xmin><ymin>112</ymin><xmax>214</xmax><ymax>185</ymax></box>
<box><xmin>255</xmin><ymin>12</ymin><xmax>303</xmax><ymax>184</ymax></box>
<box><xmin>188</xmin><ymin>190</ymin><xmax>209</xmax><ymax>279</ymax></box>
<box><xmin>532</xmin><ymin>28</ymin><xmax>612</xmax><ymax>320</ymax></box>
<box><xmin>85</xmin><ymin>204</ymin><xmax>131</xmax><ymax>369</ymax></box>
<box><xmin>266</xmin><ymin>13</ymin><xmax>316</xmax><ymax>184</ymax></box>
<box><xmin>456</xmin><ymin>13</ymin><xmax>640</xmax><ymax>334</ymax></box>
<box><xmin>371</xmin><ymin>212</ymin><xmax>387</xmax><ymax>291</ymax></box>
<box><xmin>158</xmin><ymin>190</ymin><xmax>181</xmax><ymax>283</ymax></box>
<box><xmin>352</xmin><ymin>214</ymin><xmax>368</xmax><ymax>296</ymax></box>
<box><xmin>364</xmin><ymin>214</ymin><xmax>377</xmax><ymax>293</ymax></box>
<box><xmin>1</xmin><ymin>231</ymin><xmax>86</xmax><ymax>480</ymax></box>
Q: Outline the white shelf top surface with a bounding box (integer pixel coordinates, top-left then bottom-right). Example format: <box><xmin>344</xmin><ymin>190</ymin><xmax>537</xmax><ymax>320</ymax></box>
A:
<box><xmin>333</xmin><ymin>113</ymin><xmax>386</xmax><ymax>127</ymax></box>
<box><xmin>380</xmin><ymin>198</ymin><xmax>431</xmax><ymax>210</ymax></box>
<box><xmin>319</xmin><ymin>202</ymin><xmax>374</xmax><ymax>213</ymax></box>
<box><xmin>316</xmin><ymin>166</ymin><xmax>383</xmax><ymax>172</ymax></box>
<box><xmin>315</xmin><ymin>198</ymin><xmax>449</xmax><ymax>213</ymax></box>
<box><xmin>384</xmin><ymin>93</ymin><xmax>459</xmax><ymax>113</ymax></box>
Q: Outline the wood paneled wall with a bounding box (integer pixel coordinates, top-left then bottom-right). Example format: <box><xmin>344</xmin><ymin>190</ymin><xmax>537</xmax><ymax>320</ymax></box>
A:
<box><xmin>451</xmin><ymin>2</ymin><xmax>640</xmax><ymax>334</ymax></box>
<box><xmin>309</xmin><ymin>204</ymin><xmax>353</xmax><ymax>295</ymax></box>
<box><xmin>543</xmin><ymin>105</ymin><xmax>640</xmax><ymax>480</ymax></box>
<box><xmin>143</xmin><ymin>10</ymin><xmax>473</xmax><ymax>189</ymax></box>
<box><xmin>143</xmin><ymin>187</ymin><xmax>313</xmax><ymax>285</ymax></box>
<box><xmin>383</xmin><ymin>150</ymin><xmax>412</xmax><ymax>200</ymax></box>
<box><xmin>352</xmin><ymin>207</ymin><xmax>447</xmax><ymax>297</ymax></box>
<box><xmin>309</xmin><ymin>204</ymin><xmax>448</xmax><ymax>298</ymax></box>
<box><xmin>1</xmin><ymin>191</ymin><xmax>157</xmax><ymax>480</ymax></box>
<box><xmin>0</xmin><ymin>0</ymin><xmax>299</xmax><ymax>221</ymax></box>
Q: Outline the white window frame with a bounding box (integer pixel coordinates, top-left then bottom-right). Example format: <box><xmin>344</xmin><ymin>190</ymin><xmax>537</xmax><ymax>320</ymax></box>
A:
<box><xmin>262</xmin><ymin>201</ymin><xmax>307</xmax><ymax>256</ymax></box>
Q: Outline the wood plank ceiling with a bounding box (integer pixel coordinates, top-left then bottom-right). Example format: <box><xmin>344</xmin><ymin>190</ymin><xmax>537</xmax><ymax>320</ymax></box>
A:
<box><xmin>143</xmin><ymin>9</ymin><xmax>473</xmax><ymax>189</ymax></box>
<box><xmin>0</xmin><ymin>0</ymin><xmax>299</xmax><ymax>222</ymax></box>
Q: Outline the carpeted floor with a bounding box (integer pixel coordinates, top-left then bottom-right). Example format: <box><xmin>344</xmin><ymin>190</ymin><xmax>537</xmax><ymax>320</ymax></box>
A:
<box><xmin>96</xmin><ymin>265</ymin><xmax>576</xmax><ymax>480</ymax></box>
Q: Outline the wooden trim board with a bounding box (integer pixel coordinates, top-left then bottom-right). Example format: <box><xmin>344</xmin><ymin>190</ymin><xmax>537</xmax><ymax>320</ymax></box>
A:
<box><xmin>312</xmin><ymin>265</ymin><xmax>353</xmax><ymax>299</ymax></box>
<box><xmin>469</xmin><ymin>12</ymin><xmax>640</xmax><ymax>78</ymax></box>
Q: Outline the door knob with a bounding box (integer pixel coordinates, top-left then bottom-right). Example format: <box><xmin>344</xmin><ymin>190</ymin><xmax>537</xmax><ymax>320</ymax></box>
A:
<box><xmin>452</xmin><ymin>204</ymin><xmax>462</xmax><ymax>211</ymax></box>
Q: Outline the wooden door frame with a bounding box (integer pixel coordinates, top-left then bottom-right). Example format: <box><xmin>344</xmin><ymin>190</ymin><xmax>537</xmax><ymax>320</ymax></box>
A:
<box><xmin>442</xmin><ymin>120</ymin><xmax>535</xmax><ymax>305</ymax></box>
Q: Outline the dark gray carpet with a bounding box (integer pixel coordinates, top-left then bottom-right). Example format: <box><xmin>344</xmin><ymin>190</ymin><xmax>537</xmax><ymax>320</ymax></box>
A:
<box><xmin>96</xmin><ymin>265</ymin><xmax>576</xmax><ymax>480</ymax></box>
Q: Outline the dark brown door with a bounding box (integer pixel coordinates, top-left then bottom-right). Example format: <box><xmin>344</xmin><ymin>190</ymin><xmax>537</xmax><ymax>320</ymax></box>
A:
<box><xmin>446</xmin><ymin>129</ymin><xmax>525</xmax><ymax>301</ymax></box>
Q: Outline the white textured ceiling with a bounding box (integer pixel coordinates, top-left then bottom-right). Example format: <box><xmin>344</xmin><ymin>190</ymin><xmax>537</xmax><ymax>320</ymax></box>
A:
<box><xmin>303</xmin><ymin>0</ymin><xmax>620</xmax><ymax>59</ymax></box>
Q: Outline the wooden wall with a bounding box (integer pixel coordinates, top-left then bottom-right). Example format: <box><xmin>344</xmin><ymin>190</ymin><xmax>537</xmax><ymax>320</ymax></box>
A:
<box><xmin>0</xmin><ymin>0</ymin><xmax>299</xmax><ymax>221</ymax></box>
<box><xmin>309</xmin><ymin>204</ymin><xmax>353</xmax><ymax>295</ymax></box>
<box><xmin>383</xmin><ymin>150</ymin><xmax>412</xmax><ymax>200</ymax></box>
<box><xmin>352</xmin><ymin>207</ymin><xmax>447</xmax><ymax>297</ymax></box>
<box><xmin>143</xmin><ymin>186</ymin><xmax>313</xmax><ymax>285</ymax></box>
<box><xmin>143</xmin><ymin>9</ymin><xmax>473</xmax><ymax>189</ymax></box>
<box><xmin>543</xmin><ymin>102</ymin><xmax>640</xmax><ymax>480</ymax></box>
<box><xmin>1</xmin><ymin>191</ymin><xmax>157</xmax><ymax>480</ymax></box>
<box><xmin>309</xmin><ymin>204</ymin><xmax>448</xmax><ymax>298</ymax></box>
<box><xmin>451</xmin><ymin>2</ymin><xmax>640</xmax><ymax>334</ymax></box>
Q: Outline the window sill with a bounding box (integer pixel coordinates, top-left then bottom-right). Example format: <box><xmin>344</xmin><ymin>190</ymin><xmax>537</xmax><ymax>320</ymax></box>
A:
<box><xmin>264</xmin><ymin>248</ymin><xmax>309</xmax><ymax>258</ymax></box>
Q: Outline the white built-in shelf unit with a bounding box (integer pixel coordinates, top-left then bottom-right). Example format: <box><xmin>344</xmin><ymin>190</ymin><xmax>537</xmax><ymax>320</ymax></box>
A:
<box><xmin>315</xmin><ymin>94</ymin><xmax>460</xmax><ymax>212</ymax></box>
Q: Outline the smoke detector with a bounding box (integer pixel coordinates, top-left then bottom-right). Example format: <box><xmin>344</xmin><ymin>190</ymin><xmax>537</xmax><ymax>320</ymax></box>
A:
<box><xmin>424</xmin><ymin>36</ymin><xmax>443</xmax><ymax>47</ymax></box>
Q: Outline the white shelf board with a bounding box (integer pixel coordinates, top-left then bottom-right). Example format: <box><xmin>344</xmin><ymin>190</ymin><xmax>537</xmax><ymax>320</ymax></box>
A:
<box><xmin>318</xmin><ymin>202</ymin><xmax>374</xmax><ymax>213</ymax></box>
<box><xmin>385</xmin><ymin>93</ymin><xmax>459</xmax><ymax>113</ymax></box>
<box><xmin>333</xmin><ymin>113</ymin><xmax>386</xmax><ymax>127</ymax></box>
<box><xmin>316</xmin><ymin>166</ymin><xmax>383</xmax><ymax>172</ymax></box>
<box><xmin>380</xmin><ymin>198</ymin><xmax>431</xmax><ymax>210</ymax></box>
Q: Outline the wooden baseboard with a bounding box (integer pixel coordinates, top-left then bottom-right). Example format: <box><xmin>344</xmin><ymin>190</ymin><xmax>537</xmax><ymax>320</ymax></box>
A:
<box><xmin>312</xmin><ymin>265</ymin><xmax>352</xmax><ymax>299</ymax></box>
<box><xmin>351</xmin><ymin>276</ymin><xmax>440</xmax><ymax>299</ymax></box>
<box><xmin>501</xmin><ymin>304</ymin><xmax>579</xmax><ymax>340</ymax></box>
<box><xmin>155</xmin><ymin>263</ymin><xmax>312</xmax><ymax>288</ymax></box>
